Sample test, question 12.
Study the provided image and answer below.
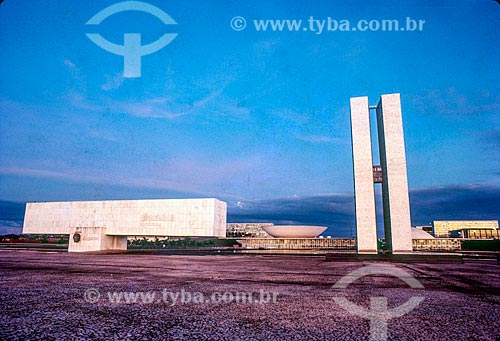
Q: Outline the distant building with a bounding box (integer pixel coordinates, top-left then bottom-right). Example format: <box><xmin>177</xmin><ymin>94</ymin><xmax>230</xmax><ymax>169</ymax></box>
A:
<box><xmin>411</xmin><ymin>228</ymin><xmax>434</xmax><ymax>239</ymax></box>
<box><xmin>433</xmin><ymin>220</ymin><xmax>498</xmax><ymax>238</ymax></box>
<box><xmin>240</xmin><ymin>238</ymin><xmax>355</xmax><ymax>250</ymax></box>
<box><xmin>412</xmin><ymin>238</ymin><xmax>461</xmax><ymax>251</ymax></box>
<box><xmin>127</xmin><ymin>236</ymin><xmax>169</xmax><ymax>242</ymax></box>
<box><xmin>449</xmin><ymin>228</ymin><xmax>500</xmax><ymax>239</ymax></box>
<box><xmin>226</xmin><ymin>223</ymin><xmax>273</xmax><ymax>238</ymax></box>
<box><xmin>414</xmin><ymin>225</ymin><xmax>433</xmax><ymax>234</ymax></box>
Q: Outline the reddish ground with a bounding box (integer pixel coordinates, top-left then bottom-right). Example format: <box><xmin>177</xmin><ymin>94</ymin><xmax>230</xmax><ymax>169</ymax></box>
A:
<box><xmin>0</xmin><ymin>250</ymin><xmax>499</xmax><ymax>340</ymax></box>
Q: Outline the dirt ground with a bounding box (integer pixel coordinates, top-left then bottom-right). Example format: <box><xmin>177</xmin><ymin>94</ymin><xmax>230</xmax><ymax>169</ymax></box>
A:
<box><xmin>0</xmin><ymin>250</ymin><xmax>499</xmax><ymax>340</ymax></box>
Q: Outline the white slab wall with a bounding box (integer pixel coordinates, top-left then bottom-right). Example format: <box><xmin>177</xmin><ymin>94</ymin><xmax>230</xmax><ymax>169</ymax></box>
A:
<box><xmin>23</xmin><ymin>198</ymin><xmax>227</xmax><ymax>238</ymax></box>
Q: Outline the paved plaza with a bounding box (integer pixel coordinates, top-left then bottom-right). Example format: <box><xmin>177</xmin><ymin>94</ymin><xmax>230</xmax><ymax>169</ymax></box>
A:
<box><xmin>0</xmin><ymin>251</ymin><xmax>499</xmax><ymax>340</ymax></box>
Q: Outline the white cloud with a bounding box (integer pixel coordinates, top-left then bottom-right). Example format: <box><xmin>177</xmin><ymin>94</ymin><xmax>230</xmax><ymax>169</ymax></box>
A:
<box><xmin>101</xmin><ymin>73</ymin><xmax>125</xmax><ymax>91</ymax></box>
<box><xmin>64</xmin><ymin>59</ymin><xmax>77</xmax><ymax>69</ymax></box>
<box><xmin>0</xmin><ymin>220</ymin><xmax>23</xmax><ymax>235</ymax></box>
<box><xmin>68</xmin><ymin>92</ymin><xmax>101</xmax><ymax>112</ymax></box>
<box><xmin>271</xmin><ymin>108</ymin><xmax>309</xmax><ymax>124</ymax></box>
<box><xmin>87</xmin><ymin>129</ymin><xmax>121</xmax><ymax>143</ymax></box>
<box><xmin>0</xmin><ymin>153</ymin><xmax>271</xmax><ymax>199</ymax></box>
<box><xmin>68</xmin><ymin>87</ymin><xmax>251</xmax><ymax>121</ymax></box>
<box><xmin>0</xmin><ymin>165</ymin><xmax>207</xmax><ymax>196</ymax></box>
<box><xmin>63</xmin><ymin>59</ymin><xmax>86</xmax><ymax>87</ymax></box>
<box><xmin>407</xmin><ymin>88</ymin><xmax>500</xmax><ymax>118</ymax></box>
<box><xmin>296</xmin><ymin>134</ymin><xmax>345</xmax><ymax>144</ymax></box>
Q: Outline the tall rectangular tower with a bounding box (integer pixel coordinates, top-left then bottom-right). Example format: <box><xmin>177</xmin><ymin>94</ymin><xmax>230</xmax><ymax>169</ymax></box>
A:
<box><xmin>376</xmin><ymin>94</ymin><xmax>413</xmax><ymax>253</ymax></box>
<box><xmin>350</xmin><ymin>96</ymin><xmax>378</xmax><ymax>254</ymax></box>
<box><xmin>349</xmin><ymin>93</ymin><xmax>413</xmax><ymax>254</ymax></box>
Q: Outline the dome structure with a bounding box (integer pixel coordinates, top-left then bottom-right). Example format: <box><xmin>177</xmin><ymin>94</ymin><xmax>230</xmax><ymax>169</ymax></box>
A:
<box><xmin>411</xmin><ymin>228</ymin><xmax>434</xmax><ymax>239</ymax></box>
<box><xmin>262</xmin><ymin>225</ymin><xmax>327</xmax><ymax>238</ymax></box>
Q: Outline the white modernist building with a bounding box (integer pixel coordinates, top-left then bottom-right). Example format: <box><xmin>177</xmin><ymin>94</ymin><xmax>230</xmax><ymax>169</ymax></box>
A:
<box><xmin>350</xmin><ymin>93</ymin><xmax>413</xmax><ymax>254</ymax></box>
<box><xmin>23</xmin><ymin>198</ymin><xmax>227</xmax><ymax>252</ymax></box>
<box><xmin>262</xmin><ymin>225</ymin><xmax>327</xmax><ymax>238</ymax></box>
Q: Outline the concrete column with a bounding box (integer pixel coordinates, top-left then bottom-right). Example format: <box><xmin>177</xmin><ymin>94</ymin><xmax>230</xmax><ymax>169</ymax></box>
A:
<box><xmin>350</xmin><ymin>96</ymin><xmax>378</xmax><ymax>254</ymax></box>
<box><xmin>376</xmin><ymin>94</ymin><xmax>413</xmax><ymax>253</ymax></box>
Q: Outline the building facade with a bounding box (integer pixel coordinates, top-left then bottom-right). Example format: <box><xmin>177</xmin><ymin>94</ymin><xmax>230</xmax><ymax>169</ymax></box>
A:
<box><xmin>226</xmin><ymin>223</ymin><xmax>273</xmax><ymax>238</ymax></box>
<box><xmin>23</xmin><ymin>198</ymin><xmax>227</xmax><ymax>252</ymax></box>
<box><xmin>449</xmin><ymin>228</ymin><xmax>500</xmax><ymax>239</ymax></box>
<box><xmin>240</xmin><ymin>238</ymin><xmax>356</xmax><ymax>250</ymax></box>
<box><xmin>412</xmin><ymin>238</ymin><xmax>462</xmax><ymax>251</ymax></box>
<box><xmin>433</xmin><ymin>220</ymin><xmax>498</xmax><ymax>238</ymax></box>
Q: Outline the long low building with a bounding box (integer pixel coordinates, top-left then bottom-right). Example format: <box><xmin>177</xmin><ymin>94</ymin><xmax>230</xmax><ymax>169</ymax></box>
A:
<box><xmin>239</xmin><ymin>238</ymin><xmax>356</xmax><ymax>250</ymax></box>
<box><xmin>240</xmin><ymin>238</ymin><xmax>461</xmax><ymax>252</ymax></box>
<box><xmin>449</xmin><ymin>228</ymin><xmax>500</xmax><ymax>239</ymax></box>
<box><xmin>433</xmin><ymin>220</ymin><xmax>498</xmax><ymax>237</ymax></box>
<box><xmin>23</xmin><ymin>198</ymin><xmax>227</xmax><ymax>252</ymax></box>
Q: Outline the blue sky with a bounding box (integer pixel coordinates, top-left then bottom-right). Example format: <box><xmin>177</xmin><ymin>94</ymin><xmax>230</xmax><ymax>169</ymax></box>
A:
<box><xmin>1</xmin><ymin>0</ymin><xmax>499</xmax><ymax>236</ymax></box>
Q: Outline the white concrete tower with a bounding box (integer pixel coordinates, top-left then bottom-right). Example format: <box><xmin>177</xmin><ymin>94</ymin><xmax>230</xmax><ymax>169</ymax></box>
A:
<box><xmin>350</xmin><ymin>96</ymin><xmax>378</xmax><ymax>254</ymax></box>
<box><xmin>349</xmin><ymin>93</ymin><xmax>413</xmax><ymax>254</ymax></box>
<box><xmin>376</xmin><ymin>94</ymin><xmax>413</xmax><ymax>253</ymax></box>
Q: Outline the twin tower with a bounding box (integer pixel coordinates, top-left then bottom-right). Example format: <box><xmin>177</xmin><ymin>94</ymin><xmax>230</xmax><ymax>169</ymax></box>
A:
<box><xmin>350</xmin><ymin>93</ymin><xmax>413</xmax><ymax>254</ymax></box>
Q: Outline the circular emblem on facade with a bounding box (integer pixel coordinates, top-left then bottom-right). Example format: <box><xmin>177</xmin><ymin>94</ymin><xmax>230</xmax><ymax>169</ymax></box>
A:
<box><xmin>73</xmin><ymin>233</ymin><xmax>81</xmax><ymax>243</ymax></box>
